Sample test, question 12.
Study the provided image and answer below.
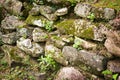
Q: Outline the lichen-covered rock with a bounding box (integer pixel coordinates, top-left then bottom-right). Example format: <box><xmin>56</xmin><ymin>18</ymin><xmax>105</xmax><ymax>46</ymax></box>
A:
<box><xmin>16</xmin><ymin>27</ymin><xmax>29</xmax><ymax>38</ymax></box>
<box><xmin>74</xmin><ymin>3</ymin><xmax>93</xmax><ymax>18</ymax></box>
<box><xmin>39</xmin><ymin>5</ymin><xmax>58</xmax><ymax>21</ymax></box>
<box><xmin>62</xmin><ymin>46</ymin><xmax>79</xmax><ymax>65</ymax></box>
<box><xmin>55</xmin><ymin>7</ymin><xmax>68</xmax><ymax>16</ymax></box>
<box><xmin>1</xmin><ymin>45</ymin><xmax>29</xmax><ymax>66</ymax></box>
<box><xmin>104</xmin><ymin>31</ymin><xmax>120</xmax><ymax>57</ymax></box>
<box><xmin>78</xmin><ymin>50</ymin><xmax>106</xmax><ymax>72</ymax></box>
<box><xmin>2</xmin><ymin>0</ymin><xmax>22</xmax><ymax>15</ymax></box>
<box><xmin>33</xmin><ymin>28</ymin><xmax>48</xmax><ymax>42</ymax></box>
<box><xmin>74</xmin><ymin>3</ymin><xmax>116</xmax><ymax>20</ymax></box>
<box><xmin>56</xmin><ymin>19</ymin><xmax>107</xmax><ymax>41</ymax></box>
<box><xmin>25</xmin><ymin>15</ymin><xmax>47</xmax><ymax>27</ymax></box>
<box><xmin>107</xmin><ymin>60</ymin><xmax>120</xmax><ymax>73</ymax></box>
<box><xmin>17</xmin><ymin>38</ymin><xmax>44</xmax><ymax>57</ymax></box>
<box><xmin>45</xmin><ymin>42</ymin><xmax>68</xmax><ymax>66</ymax></box>
<box><xmin>62</xmin><ymin>46</ymin><xmax>107</xmax><ymax>74</ymax></box>
<box><xmin>51</xmin><ymin>35</ymin><xmax>66</xmax><ymax>48</ymax></box>
<box><xmin>104</xmin><ymin>8</ymin><xmax>116</xmax><ymax>20</ymax></box>
<box><xmin>46</xmin><ymin>0</ymin><xmax>63</xmax><ymax>4</ymax></box>
<box><xmin>29</xmin><ymin>5</ymin><xmax>40</xmax><ymax>16</ymax></box>
<box><xmin>55</xmin><ymin>67</ymin><xmax>85</xmax><ymax>80</ymax></box>
<box><xmin>2</xmin><ymin>32</ymin><xmax>17</xmax><ymax>44</ymax></box>
<box><xmin>1</xmin><ymin>15</ymin><xmax>24</xmax><ymax>30</ymax></box>
<box><xmin>74</xmin><ymin>36</ymin><xmax>97</xmax><ymax>50</ymax></box>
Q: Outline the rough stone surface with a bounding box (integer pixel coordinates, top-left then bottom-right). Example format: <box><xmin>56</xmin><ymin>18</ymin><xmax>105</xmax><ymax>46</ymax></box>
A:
<box><xmin>78</xmin><ymin>50</ymin><xmax>106</xmax><ymax>72</ymax></box>
<box><xmin>74</xmin><ymin>36</ymin><xmax>97</xmax><ymax>50</ymax></box>
<box><xmin>2</xmin><ymin>32</ymin><xmax>17</xmax><ymax>44</ymax></box>
<box><xmin>39</xmin><ymin>5</ymin><xmax>57</xmax><ymax>21</ymax></box>
<box><xmin>2</xmin><ymin>0</ymin><xmax>22</xmax><ymax>15</ymax></box>
<box><xmin>45</xmin><ymin>42</ymin><xmax>68</xmax><ymax>66</ymax></box>
<box><xmin>55</xmin><ymin>7</ymin><xmax>68</xmax><ymax>16</ymax></box>
<box><xmin>62</xmin><ymin>46</ymin><xmax>79</xmax><ymax>65</ymax></box>
<box><xmin>56</xmin><ymin>19</ymin><xmax>107</xmax><ymax>41</ymax></box>
<box><xmin>74</xmin><ymin>3</ymin><xmax>93</xmax><ymax>18</ymax></box>
<box><xmin>55</xmin><ymin>67</ymin><xmax>85</xmax><ymax>80</ymax></box>
<box><xmin>33</xmin><ymin>28</ymin><xmax>48</xmax><ymax>42</ymax></box>
<box><xmin>17</xmin><ymin>38</ymin><xmax>44</xmax><ymax>57</ymax></box>
<box><xmin>104</xmin><ymin>8</ymin><xmax>116</xmax><ymax>20</ymax></box>
<box><xmin>104</xmin><ymin>31</ymin><xmax>120</xmax><ymax>57</ymax></box>
<box><xmin>107</xmin><ymin>60</ymin><xmax>120</xmax><ymax>73</ymax></box>
<box><xmin>1</xmin><ymin>15</ymin><xmax>24</xmax><ymax>30</ymax></box>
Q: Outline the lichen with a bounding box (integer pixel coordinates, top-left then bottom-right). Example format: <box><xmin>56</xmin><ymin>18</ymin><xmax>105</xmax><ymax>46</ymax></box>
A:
<box><xmin>56</xmin><ymin>19</ymin><xmax>75</xmax><ymax>35</ymax></box>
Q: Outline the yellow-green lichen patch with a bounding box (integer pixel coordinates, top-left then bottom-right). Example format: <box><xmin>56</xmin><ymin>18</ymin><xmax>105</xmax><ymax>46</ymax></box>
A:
<box><xmin>93</xmin><ymin>0</ymin><xmax>120</xmax><ymax>12</ymax></box>
<box><xmin>79</xmin><ymin>27</ymin><xmax>94</xmax><ymax>39</ymax></box>
<box><xmin>25</xmin><ymin>15</ymin><xmax>47</xmax><ymax>25</ymax></box>
<box><xmin>56</xmin><ymin>19</ymin><xmax>75</xmax><ymax>35</ymax></box>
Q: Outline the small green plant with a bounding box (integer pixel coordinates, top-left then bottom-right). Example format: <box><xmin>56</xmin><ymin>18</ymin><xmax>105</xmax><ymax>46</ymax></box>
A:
<box><xmin>42</xmin><ymin>20</ymin><xmax>54</xmax><ymax>32</ymax></box>
<box><xmin>87</xmin><ymin>13</ymin><xmax>95</xmax><ymax>21</ymax></box>
<box><xmin>38</xmin><ymin>54</ymin><xmax>58</xmax><ymax>72</ymax></box>
<box><xmin>102</xmin><ymin>69</ymin><xmax>118</xmax><ymax>80</ymax></box>
<box><xmin>73</xmin><ymin>39</ymin><xmax>82</xmax><ymax>50</ymax></box>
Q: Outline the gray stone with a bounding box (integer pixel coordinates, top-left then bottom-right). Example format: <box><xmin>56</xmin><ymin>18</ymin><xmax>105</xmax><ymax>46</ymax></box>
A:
<box><xmin>29</xmin><ymin>5</ymin><xmax>40</xmax><ymax>16</ymax></box>
<box><xmin>45</xmin><ymin>42</ymin><xmax>68</xmax><ymax>66</ymax></box>
<box><xmin>107</xmin><ymin>60</ymin><xmax>120</xmax><ymax>73</ymax></box>
<box><xmin>17</xmin><ymin>38</ymin><xmax>44</xmax><ymax>57</ymax></box>
<box><xmin>78</xmin><ymin>50</ymin><xmax>106</xmax><ymax>72</ymax></box>
<box><xmin>16</xmin><ymin>28</ymin><xmax>29</xmax><ymax>38</ymax></box>
<box><xmin>1</xmin><ymin>15</ymin><xmax>24</xmax><ymax>30</ymax></box>
<box><xmin>74</xmin><ymin>3</ymin><xmax>93</xmax><ymax>18</ymax></box>
<box><xmin>55</xmin><ymin>67</ymin><xmax>85</xmax><ymax>80</ymax></box>
<box><xmin>104</xmin><ymin>8</ymin><xmax>116</xmax><ymax>20</ymax></box>
<box><xmin>2</xmin><ymin>0</ymin><xmax>22</xmax><ymax>15</ymax></box>
<box><xmin>62</xmin><ymin>46</ymin><xmax>79</xmax><ymax>65</ymax></box>
<box><xmin>55</xmin><ymin>7</ymin><xmax>68</xmax><ymax>16</ymax></box>
<box><xmin>39</xmin><ymin>5</ymin><xmax>57</xmax><ymax>21</ymax></box>
<box><xmin>74</xmin><ymin>36</ymin><xmax>97</xmax><ymax>50</ymax></box>
<box><xmin>2</xmin><ymin>32</ymin><xmax>17</xmax><ymax>44</ymax></box>
<box><xmin>33</xmin><ymin>28</ymin><xmax>48</xmax><ymax>42</ymax></box>
<box><xmin>51</xmin><ymin>35</ymin><xmax>66</xmax><ymax>48</ymax></box>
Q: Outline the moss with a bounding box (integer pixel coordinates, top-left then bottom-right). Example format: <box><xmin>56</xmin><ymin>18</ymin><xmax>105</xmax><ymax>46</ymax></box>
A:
<box><xmin>93</xmin><ymin>0</ymin><xmax>120</xmax><ymax>12</ymax></box>
<box><xmin>25</xmin><ymin>15</ymin><xmax>47</xmax><ymax>25</ymax></box>
<box><xmin>56</xmin><ymin>19</ymin><xmax>75</xmax><ymax>35</ymax></box>
<box><xmin>79</xmin><ymin>27</ymin><xmax>94</xmax><ymax>39</ymax></box>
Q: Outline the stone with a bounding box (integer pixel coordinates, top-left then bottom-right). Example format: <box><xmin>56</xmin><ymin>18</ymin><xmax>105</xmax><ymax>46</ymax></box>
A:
<box><xmin>74</xmin><ymin>36</ymin><xmax>97</xmax><ymax>50</ymax></box>
<box><xmin>104</xmin><ymin>8</ymin><xmax>116</xmax><ymax>20</ymax></box>
<box><xmin>51</xmin><ymin>35</ymin><xmax>66</xmax><ymax>48</ymax></box>
<box><xmin>109</xmin><ymin>11</ymin><xmax>120</xmax><ymax>29</ymax></box>
<box><xmin>74</xmin><ymin>3</ymin><xmax>116</xmax><ymax>20</ymax></box>
<box><xmin>33</xmin><ymin>28</ymin><xmax>48</xmax><ymax>42</ymax></box>
<box><xmin>78</xmin><ymin>50</ymin><xmax>106</xmax><ymax>72</ymax></box>
<box><xmin>25</xmin><ymin>15</ymin><xmax>47</xmax><ymax>27</ymax></box>
<box><xmin>2</xmin><ymin>0</ymin><xmax>22</xmax><ymax>15</ymax></box>
<box><xmin>56</xmin><ymin>19</ymin><xmax>107</xmax><ymax>41</ymax></box>
<box><xmin>74</xmin><ymin>3</ymin><xmax>93</xmax><ymax>18</ymax></box>
<box><xmin>45</xmin><ymin>42</ymin><xmax>68</xmax><ymax>66</ymax></box>
<box><xmin>46</xmin><ymin>0</ymin><xmax>63</xmax><ymax>4</ymax></box>
<box><xmin>29</xmin><ymin>5</ymin><xmax>40</xmax><ymax>16</ymax></box>
<box><xmin>39</xmin><ymin>5</ymin><xmax>57</xmax><ymax>21</ymax></box>
<box><xmin>17</xmin><ymin>38</ymin><xmax>44</xmax><ymax>57</ymax></box>
<box><xmin>104</xmin><ymin>31</ymin><xmax>120</xmax><ymax>57</ymax></box>
<box><xmin>62</xmin><ymin>46</ymin><xmax>79</xmax><ymax>65</ymax></box>
<box><xmin>107</xmin><ymin>60</ymin><xmax>120</xmax><ymax>73</ymax></box>
<box><xmin>16</xmin><ymin>28</ymin><xmax>29</xmax><ymax>38</ymax></box>
<box><xmin>62</xmin><ymin>46</ymin><xmax>106</xmax><ymax>72</ymax></box>
<box><xmin>1</xmin><ymin>15</ymin><xmax>24</xmax><ymax>30</ymax></box>
<box><xmin>55</xmin><ymin>7</ymin><xmax>68</xmax><ymax>16</ymax></box>
<box><xmin>2</xmin><ymin>32</ymin><xmax>17</xmax><ymax>44</ymax></box>
<box><xmin>1</xmin><ymin>45</ymin><xmax>29</xmax><ymax>66</ymax></box>
<box><xmin>55</xmin><ymin>67</ymin><xmax>85</xmax><ymax>80</ymax></box>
